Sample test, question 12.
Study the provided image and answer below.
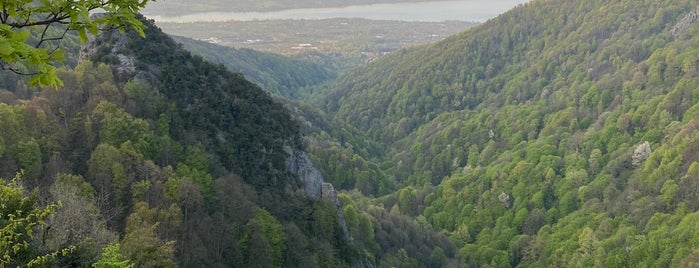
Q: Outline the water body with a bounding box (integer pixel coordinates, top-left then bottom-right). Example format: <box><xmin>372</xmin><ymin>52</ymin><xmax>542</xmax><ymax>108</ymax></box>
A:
<box><xmin>145</xmin><ymin>0</ymin><xmax>530</xmax><ymax>23</ymax></box>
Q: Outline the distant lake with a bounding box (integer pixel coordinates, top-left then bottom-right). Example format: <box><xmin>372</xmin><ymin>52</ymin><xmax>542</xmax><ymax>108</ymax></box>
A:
<box><xmin>145</xmin><ymin>0</ymin><xmax>530</xmax><ymax>23</ymax></box>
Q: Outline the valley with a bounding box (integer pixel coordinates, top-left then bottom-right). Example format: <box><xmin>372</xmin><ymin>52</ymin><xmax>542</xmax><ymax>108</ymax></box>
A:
<box><xmin>3</xmin><ymin>0</ymin><xmax>699</xmax><ymax>267</ymax></box>
<box><xmin>146</xmin><ymin>0</ymin><xmax>528</xmax><ymax>60</ymax></box>
<box><xmin>142</xmin><ymin>0</ymin><xmax>524</xmax><ymax>16</ymax></box>
<box><xmin>158</xmin><ymin>18</ymin><xmax>475</xmax><ymax>59</ymax></box>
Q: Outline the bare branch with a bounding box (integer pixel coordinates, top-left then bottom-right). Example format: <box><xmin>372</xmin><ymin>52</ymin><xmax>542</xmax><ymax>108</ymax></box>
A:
<box><xmin>21</xmin><ymin>10</ymin><xmax>32</xmax><ymax>27</ymax></box>
<box><xmin>37</xmin><ymin>23</ymin><xmax>52</xmax><ymax>48</ymax></box>
<box><xmin>0</xmin><ymin>0</ymin><xmax>150</xmax><ymax>87</ymax></box>
<box><xmin>36</xmin><ymin>24</ymin><xmax>71</xmax><ymax>48</ymax></box>
<box><xmin>0</xmin><ymin>62</ymin><xmax>39</xmax><ymax>76</ymax></box>
<box><xmin>1</xmin><ymin>6</ymin><xmax>8</xmax><ymax>23</ymax></box>
<box><xmin>7</xmin><ymin>14</ymin><xmax>71</xmax><ymax>28</ymax></box>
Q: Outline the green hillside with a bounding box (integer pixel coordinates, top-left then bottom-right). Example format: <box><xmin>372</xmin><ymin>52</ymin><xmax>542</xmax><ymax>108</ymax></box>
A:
<box><xmin>5</xmin><ymin>0</ymin><xmax>699</xmax><ymax>266</ymax></box>
<box><xmin>318</xmin><ymin>0</ymin><xmax>699</xmax><ymax>266</ymax></box>
<box><xmin>170</xmin><ymin>35</ymin><xmax>336</xmax><ymax>99</ymax></box>
<box><xmin>0</xmin><ymin>18</ymin><xmax>356</xmax><ymax>267</ymax></box>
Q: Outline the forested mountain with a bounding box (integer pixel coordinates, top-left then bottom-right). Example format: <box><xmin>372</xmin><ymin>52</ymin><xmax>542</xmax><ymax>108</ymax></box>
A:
<box><xmin>0</xmin><ymin>14</ymin><xmax>466</xmax><ymax>267</ymax></box>
<box><xmin>6</xmin><ymin>0</ymin><xmax>699</xmax><ymax>266</ymax></box>
<box><xmin>170</xmin><ymin>35</ymin><xmax>337</xmax><ymax>99</ymax></box>
<box><xmin>0</xmin><ymin>18</ymin><xmax>357</xmax><ymax>267</ymax></box>
<box><xmin>317</xmin><ymin>0</ymin><xmax>699</xmax><ymax>266</ymax></box>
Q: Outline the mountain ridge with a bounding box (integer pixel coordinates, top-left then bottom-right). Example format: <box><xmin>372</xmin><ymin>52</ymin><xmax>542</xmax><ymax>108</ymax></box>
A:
<box><xmin>169</xmin><ymin>35</ymin><xmax>337</xmax><ymax>99</ymax></box>
<box><xmin>323</xmin><ymin>0</ymin><xmax>693</xmax><ymax>142</ymax></box>
<box><xmin>312</xmin><ymin>0</ymin><xmax>699</xmax><ymax>266</ymax></box>
<box><xmin>0</xmin><ymin>16</ymin><xmax>366</xmax><ymax>267</ymax></box>
<box><xmin>5</xmin><ymin>0</ymin><xmax>699</xmax><ymax>266</ymax></box>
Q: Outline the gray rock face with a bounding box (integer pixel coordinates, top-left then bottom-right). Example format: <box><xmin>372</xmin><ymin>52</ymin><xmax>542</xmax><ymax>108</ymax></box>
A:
<box><xmin>285</xmin><ymin>146</ymin><xmax>350</xmax><ymax>238</ymax></box>
<box><xmin>79</xmin><ymin>27</ymin><xmax>142</xmax><ymax>82</ymax></box>
<box><xmin>671</xmin><ymin>5</ymin><xmax>699</xmax><ymax>38</ymax></box>
<box><xmin>321</xmin><ymin>182</ymin><xmax>350</xmax><ymax>238</ymax></box>
<box><xmin>285</xmin><ymin>146</ymin><xmax>323</xmax><ymax>199</ymax></box>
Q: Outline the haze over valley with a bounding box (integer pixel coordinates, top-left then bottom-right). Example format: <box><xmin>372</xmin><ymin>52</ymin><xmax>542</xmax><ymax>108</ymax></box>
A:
<box><xmin>146</xmin><ymin>0</ymin><xmax>528</xmax><ymax>61</ymax></box>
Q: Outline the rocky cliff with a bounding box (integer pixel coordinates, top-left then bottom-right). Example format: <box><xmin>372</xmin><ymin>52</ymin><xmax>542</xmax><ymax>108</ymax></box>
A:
<box><xmin>671</xmin><ymin>5</ymin><xmax>699</xmax><ymax>38</ymax></box>
<box><xmin>285</xmin><ymin>146</ymin><xmax>350</xmax><ymax>238</ymax></box>
<box><xmin>80</xmin><ymin>16</ymin><xmax>358</xmax><ymax>265</ymax></box>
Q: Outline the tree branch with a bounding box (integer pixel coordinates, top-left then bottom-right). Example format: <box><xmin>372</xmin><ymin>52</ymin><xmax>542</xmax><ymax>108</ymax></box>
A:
<box><xmin>36</xmin><ymin>25</ymin><xmax>71</xmax><ymax>48</ymax></box>
<box><xmin>1</xmin><ymin>6</ymin><xmax>8</xmax><ymax>24</ymax></box>
<box><xmin>7</xmin><ymin>14</ymin><xmax>71</xmax><ymax>28</ymax></box>
<box><xmin>0</xmin><ymin>62</ymin><xmax>39</xmax><ymax>76</ymax></box>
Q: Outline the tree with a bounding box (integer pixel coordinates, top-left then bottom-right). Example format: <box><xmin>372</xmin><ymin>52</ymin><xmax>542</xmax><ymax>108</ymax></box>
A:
<box><xmin>16</xmin><ymin>138</ymin><xmax>41</xmax><ymax>181</ymax></box>
<box><xmin>240</xmin><ymin>207</ymin><xmax>285</xmax><ymax>268</ymax></box>
<box><xmin>47</xmin><ymin>173</ymin><xmax>116</xmax><ymax>264</ymax></box>
<box><xmin>120</xmin><ymin>202</ymin><xmax>177</xmax><ymax>268</ymax></box>
<box><xmin>632</xmin><ymin>141</ymin><xmax>651</xmax><ymax>167</ymax></box>
<box><xmin>570</xmin><ymin>227</ymin><xmax>599</xmax><ymax>267</ymax></box>
<box><xmin>92</xmin><ymin>243</ymin><xmax>134</xmax><ymax>268</ymax></box>
<box><xmin>0</xmin><ymin>0</ymin><xmax>151</xmax><ymax>87</ymax></box>
<box><xmin>660</xmin><ymin>180</ymin><xmax>678</xmax><ymax>208</ymax></box>
<box><xmin>0</xmin><ymin>173</ymin><xmax>73</xmax><ymax>267</ymax></box>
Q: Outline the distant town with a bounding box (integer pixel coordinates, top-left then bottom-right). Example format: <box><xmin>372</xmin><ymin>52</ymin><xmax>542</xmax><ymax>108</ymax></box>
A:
<box><xmin>156</xmin><ymin>18</ymin><xmax>475</xmax><ymax>60</ymax></box>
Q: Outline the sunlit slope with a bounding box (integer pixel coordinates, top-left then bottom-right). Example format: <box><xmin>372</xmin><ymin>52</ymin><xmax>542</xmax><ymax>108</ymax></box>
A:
<box><xmin>322</xmin><ymin>0</ymin><xmax>699</xmax><ymax>266</ymax></box>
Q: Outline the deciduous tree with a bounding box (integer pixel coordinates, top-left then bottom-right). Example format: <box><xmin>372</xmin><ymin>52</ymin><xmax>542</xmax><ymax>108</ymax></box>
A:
<box><xmin>0</xmin><ymin>0</ymin><xmax>151</xmax><ymax>87</ymax></box>
<box><xmin>0</xmin><ymin>173</ymin><xmax>72</xmax><ymax>267</ymax></box>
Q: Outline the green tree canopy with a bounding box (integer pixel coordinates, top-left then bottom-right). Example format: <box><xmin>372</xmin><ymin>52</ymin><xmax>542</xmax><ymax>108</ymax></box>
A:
<box><xmin>0</xmin><ymin>173</ymin><xmax>72</xmax><ymax>267</ymax></box>
<box><xmin>0</xmin><ymin>0</ymin><xmax>151</xmax><ymax>87</ymax></box>
<box><xmin>92</xmin><ymin>242</ymin><xmax>134</xmax><ymax>268</ymax></box>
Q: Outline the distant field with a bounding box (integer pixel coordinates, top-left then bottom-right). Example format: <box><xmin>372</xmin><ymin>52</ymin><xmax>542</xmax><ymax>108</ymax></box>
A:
<box><xmin>155</xmin><ymin>18</ymin><xmax>475</xmax><ymax>58</ymax></box>
<box><xmin>143</xmin><ymin>0</ymin><xmax>448</xmax><ymax>15</ymax></box>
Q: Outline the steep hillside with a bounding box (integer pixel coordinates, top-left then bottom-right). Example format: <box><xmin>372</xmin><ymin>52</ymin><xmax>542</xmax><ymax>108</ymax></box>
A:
<box><xmin>325</xmin><ymin>0</ymin><xmax>689</xmax><ymax>142</ymax></box>
<box><xmin>325</xmin><ymin>0</ymin><xmax>699</xmax><ymax>183</ymax></box>
<box><xmin>87</xmin><ymin>19</ymin><xmax>306</xmax><ymax>187</ymax></box>
<box><xmin>284</xmin><ymin>101</ymin><xmax>394</xmax><ymax>196</ymax></box>
<box><xmin>170</xmin><ymin>35</ymin><xmax>336</xmax><ymax>99</ymax></box>
<box><xmin>320</xmin><ymin>0</ymin><xmax>699</xmax><ymax>266</ymax></box>
<box><xmin>0</xmin><ymin>18</ymin><xmax>357</xmax><ymax>267</ymax></box>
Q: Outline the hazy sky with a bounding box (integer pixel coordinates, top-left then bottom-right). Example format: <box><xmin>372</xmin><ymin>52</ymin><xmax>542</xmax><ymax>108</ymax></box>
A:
<box><xmin>145</xmin><ymin>0</ymin><xmax>531</xmax><ymax>23</ymax></box>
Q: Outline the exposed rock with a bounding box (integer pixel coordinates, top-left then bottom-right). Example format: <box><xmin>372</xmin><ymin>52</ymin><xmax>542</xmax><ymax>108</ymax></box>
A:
<box><xmin>79</xmin><ymin>23</ymin><xmax>142</xmax><ymax>82</ymax></box>
<box><xmin>285</xmin><ymin>146</ymin><xmax>350</xmax><ymax>238</ymax></box>
<box><xmin>671</xmin><ymin>5</ymin><xmax>699</xmax><ymax>38</ymax></box>
<box><xmin>321</xmin><ymin>182</ymin><xmax>338</xmax><ymax>202</ymax></box>
<box><xmin>285</xmin><ymin>146</ymin><xmax>323</xmax><ymax>199</ymax></box>
<box><xmin>322</xmin><ymin>182</ymin><xmax>350</xmax><ymax>238</ymax></box>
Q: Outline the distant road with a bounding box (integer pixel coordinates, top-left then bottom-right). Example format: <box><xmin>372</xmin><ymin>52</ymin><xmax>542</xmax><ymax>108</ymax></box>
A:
<box><xmin>144</xmin><ymin>0</ymin><xmax>531</xmax><ymax>22</ymax></box>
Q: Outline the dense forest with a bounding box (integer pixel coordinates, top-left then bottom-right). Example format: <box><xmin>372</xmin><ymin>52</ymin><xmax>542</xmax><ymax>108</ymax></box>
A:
<box><xmin>169</xmin><ymin>36</ymin><xmax>337</xmax><ymax>99</ymax></box>
<box><xmin>0</xmin><ymin>18</ymin><xmax>358</xmax><ymax>267</ymax></box>
<box><xmin>313</xmin><ymin>0</ymin><xmax>699</xmax><ymax>266</ymax></box>
<box><xmin>5</xmin><ymin>0</ymin><xmax>699</xmax><ymax>267</ymax></box>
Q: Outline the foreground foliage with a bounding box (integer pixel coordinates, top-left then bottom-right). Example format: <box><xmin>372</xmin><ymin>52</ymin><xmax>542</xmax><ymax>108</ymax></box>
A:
<box><xmin>0</xmin><ymin>0</ymin><xmax>151</xmax><ymax>87</ymax></box>
<box><xmin>0</xmin><ymin>174</ymin><xmax>76</xmax><ymax>267</ymax></box>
